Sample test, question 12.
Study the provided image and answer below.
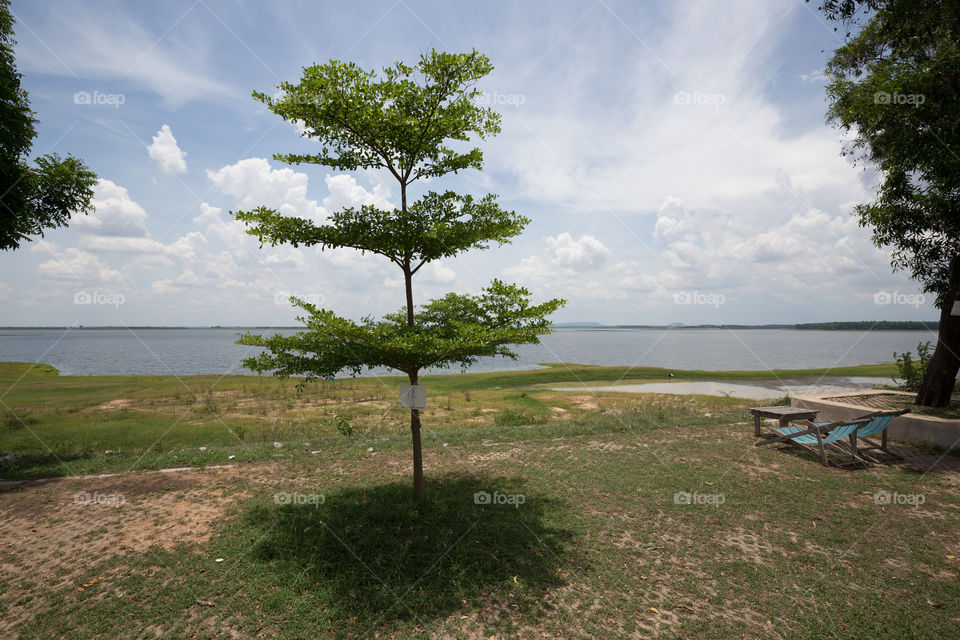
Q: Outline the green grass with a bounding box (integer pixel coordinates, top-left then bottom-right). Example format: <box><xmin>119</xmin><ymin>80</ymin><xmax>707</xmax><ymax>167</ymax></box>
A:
<box><xmin>6</xmin><ymin>396</ymin><xmax>958</xmax><ymax>639</ymax></box>
<box><xmin>0</xmin><ymin>361</ymin><xmax>879</xmax><ymax>479</ymax></box>
<box><xmin>4</xmin><ymin>359</ymin><xmax>958</xmax><ymax>638</ymax></box>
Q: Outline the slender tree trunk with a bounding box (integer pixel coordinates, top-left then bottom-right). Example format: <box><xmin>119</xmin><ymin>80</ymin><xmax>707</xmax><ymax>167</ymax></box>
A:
<box><xmin>408</xmin><ymin>369</ymin><xmax>424</xmax><ymax>503</ymax></box>
<box><xmin>404</xmin><ymin>267</ymin><xmax>415</xmax><ymax>327</ymax></box>
<box><xmin>916</xmin><ymin>254</ymin><xmax>960</xmax><ymax>408</ymax></box>
<box><xmin>399</xmin><ymin>180</ymin><xmax>424</xmax><ymax>501</ymax></box>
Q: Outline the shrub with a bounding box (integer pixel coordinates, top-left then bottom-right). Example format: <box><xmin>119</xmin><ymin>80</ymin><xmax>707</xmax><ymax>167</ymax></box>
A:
<box><xmin>893</xmin><ymin>341</ymin><xmax>933</xmax><ymax>392</ymax></box>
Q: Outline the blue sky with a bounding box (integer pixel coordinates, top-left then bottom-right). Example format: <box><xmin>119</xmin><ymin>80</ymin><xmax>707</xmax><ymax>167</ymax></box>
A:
<box><xmin>3</xmin><ymin>0</ymin><xmax>935</xmax><ymax>326</ymax></box>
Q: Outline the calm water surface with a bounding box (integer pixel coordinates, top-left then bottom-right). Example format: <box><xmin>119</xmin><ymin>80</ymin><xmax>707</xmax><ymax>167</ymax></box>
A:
<box><xmin>0</xmin><ymin>328</ymin><xmax>937</xmax><ymax>377</ymax></box>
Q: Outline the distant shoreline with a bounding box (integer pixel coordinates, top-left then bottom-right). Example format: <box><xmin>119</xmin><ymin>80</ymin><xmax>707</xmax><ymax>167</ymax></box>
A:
<box><xmin>555</xmin><ymin>321</ymin><xmax>939</xmax><ymax>331</ymax></box>
<box><xmin>0</xmin><ymin>321</ymin><xmax>940</xmax><ymax>331</ymax></box>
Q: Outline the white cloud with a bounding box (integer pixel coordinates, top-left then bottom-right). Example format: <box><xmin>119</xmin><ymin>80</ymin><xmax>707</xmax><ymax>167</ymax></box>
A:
<box><xmin>147</xmin><ymin>124</ymin><xmax>188</xmax><ymax>175</ymax></box>
<box><xmin>506</xmin><ymin>194</ymin><xmax>899</xmax><ymax>311</ymax></box>
<box><xmin>799</xmin><ymin>69</ymin><xmax>826</xmax><ymax>83</ymax></box>
<box><xmin>207</xmin><ymin>158</ymin><xmax>327</xmax><ymax>222</ymax></box>
<box><xmin>417</xmin><ymin>260</ymin><xmax>457</xmax><ymax>285</ymax></box>
<box><xmin>36</xmin><ymin>248</ymin><xmax>128</xmax><ymax>284</ymax></box>
<box><xmin>0</xmin><ymin>282</ymin><xmax>11</xmax><ymax>301</ymax></box>
<box><xmin>504</xmin><ymin>234</ymin><xmax>628</xmax><ymax>301</ymax></box>
<box><xmin>322</xmin><ymin>174</ymin><xmax>393</xmax><ymax>211</ymax></box>
<box><xmin>648</xmin><ymin>195</ymin><xmax>895</xmax><ymax>301</ymax></box>
<box><xmin>2</xmin><ymin>1</ymin><xmax>931</xmax><ymax>326</ymax></box>
<box><xmin>546</xmin><ymin>233</ymin><xmax>611</xmax><ymax>269</ymax></box>
<box><xmin>72</xmin><ymin>180</ymin><xmax>149</xmax><ymax>237</ymax></box>
<box><xmin>491</xmin><ymin>0</ymin><xmax>866</xmax><ymax>217</ymax></box>
<box><xmin>29</xmin><ymin>240</ymin><xmax>61</xmax><ymax>256</ymax></box>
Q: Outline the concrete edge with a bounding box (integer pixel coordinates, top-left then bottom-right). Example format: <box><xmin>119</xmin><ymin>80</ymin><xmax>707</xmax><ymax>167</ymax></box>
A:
<box><xmin>792</xmin><ymin>393</ymin><xmax>960</xmax><ymax>451</ymax></box>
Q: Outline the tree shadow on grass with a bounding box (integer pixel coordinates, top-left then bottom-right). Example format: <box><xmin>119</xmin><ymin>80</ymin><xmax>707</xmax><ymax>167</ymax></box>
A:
<box><xmin>241</xmin><ymin>472</ymin><xmax>578</xmax><ymax>635</ymax></box>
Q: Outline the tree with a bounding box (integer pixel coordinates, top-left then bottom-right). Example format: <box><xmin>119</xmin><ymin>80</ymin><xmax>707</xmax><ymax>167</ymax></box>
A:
<box><xmin>234</xmin><ymin>50</ymin><xmax>564</xmax><ymax>501</ymax></box>
<box><xmin>821</xmin><ymin>0</ymin><xmax>960</xmax><ymax>407</ymax></box>
<box><xmin>0</xmin><ymin>0</ymin><xmax>96</xmax><ymax>251</ymax></box>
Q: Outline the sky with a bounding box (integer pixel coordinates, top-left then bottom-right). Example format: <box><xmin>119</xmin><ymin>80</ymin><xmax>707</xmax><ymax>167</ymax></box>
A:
<box><xmin>2</xmin><ymin>0</ymin><xmax>937</xmax><ymax>327</ymax></box>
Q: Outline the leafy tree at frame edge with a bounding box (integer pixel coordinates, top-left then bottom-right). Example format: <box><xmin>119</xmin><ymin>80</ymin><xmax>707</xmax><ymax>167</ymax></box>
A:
<box><xmin>820</xmin><ymin>0</ymin><xmax>960</xmax><ymax>407</ymax></box>
<box><xmin>0</xmin><ymin>0</ymin><xmax>96</xmax><ymax>251</ymax></box>
<box><xmin>234</xmin><ymin>50</ymin><xmax>565</xmax><ymax>502</ymax></box>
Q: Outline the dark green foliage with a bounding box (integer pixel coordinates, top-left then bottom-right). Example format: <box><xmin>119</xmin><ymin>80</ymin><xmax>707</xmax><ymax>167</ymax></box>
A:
<box><xmin>893</xmin><ymin>341</ymin><xmax>934</xmax><ymax>391</ymax></box>
<box><xmin>237</xmin><ymin>191</ymin><xmax>527</xmax><ymax>269</ymax></box>
<box><xmin>824</xmin><ymin>0</ymin><xmax>960</xmax><ymax>305</ymax></box>
<box><xmin>233</xmin><ymin>50</ymin><xmax>564</xmax><ymax>383</ymax></box>
<box><xmin>233</xmin><ymin>50</ymin><xmax>563</xmax><ymax>499</ymax></box>
<box><xmin>822</xmin><ymin>0</ymin><xmax>960</xmax><ymax>407</ymax></box>
<box><xmin>0</xmin><ymin>0</ymin><xmax>96</xmax><ymax>250</ymax></box>
<box><xmin>239</xmin><ymin>281</ymin><xmax>563</xmax><ymax>378</ymax></box>
<box><xmin>334</xmin><ymin>415</ymin><xmax>354</xmax><ymax>437</ymax></box>
<box><xmin>252</xmin><ymin>51</ymin><xmax>501</xmax><ymax>178</ymax></box>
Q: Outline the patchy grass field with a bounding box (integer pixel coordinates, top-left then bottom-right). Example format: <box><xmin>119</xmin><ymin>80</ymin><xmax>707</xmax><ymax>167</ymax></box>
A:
<box><xmin>3</xmin><ymin>360</ymin><xmax>958</xmax><ymax>639</ymax></box>
<box><xmin>0</xmin><ymin>361</ymin><xmax>894</xmax><ymax>480</ymax></box>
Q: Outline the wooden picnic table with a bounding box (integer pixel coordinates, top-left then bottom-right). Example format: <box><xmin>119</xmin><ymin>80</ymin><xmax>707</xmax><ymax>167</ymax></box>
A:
<box><xmin>749</xmin><ymin>406</ymin><xmax>820</xmax><ymax>438</ymax></box>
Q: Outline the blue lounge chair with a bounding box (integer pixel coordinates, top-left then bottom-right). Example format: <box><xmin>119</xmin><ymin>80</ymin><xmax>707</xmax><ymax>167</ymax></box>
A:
<box><xmin>832</xmin><ymin>409</ymin><xmax>909</xmax><ymax>462</ymax></box>
<box><xmin>755</xmin><ymin>417</ymin><xmax>873</xmax><ymax>466</ymax></box>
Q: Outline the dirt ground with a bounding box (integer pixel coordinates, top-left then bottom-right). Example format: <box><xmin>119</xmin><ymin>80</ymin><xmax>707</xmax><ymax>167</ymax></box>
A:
<box><xmin>0</xmin><ymin>464</ymin><xmax>264</xmax><ymax>635</ymax></box>
<box><xmin>1</xmin><ymin>439</ymin><xmax>959</xmax><ymax>638</ymax></box>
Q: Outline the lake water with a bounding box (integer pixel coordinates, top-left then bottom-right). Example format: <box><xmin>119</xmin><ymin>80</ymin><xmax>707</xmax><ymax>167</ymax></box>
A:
<box><xmin>0</xmin><ymin>327</ymin><xmax>936</xmax><ymax>378</ymax></box>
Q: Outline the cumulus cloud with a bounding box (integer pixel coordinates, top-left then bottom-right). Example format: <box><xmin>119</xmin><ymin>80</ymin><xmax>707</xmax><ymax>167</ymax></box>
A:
<box><xmin>509</xmin><ymin>233</ymin><xmax>613</xmax><ymax>279</ymax></box>
<box><xmin>416</xmin><ymin>260</ymin><xmax>458</xmax><ymax>285</ymax></box>
<box><xmin>68</xmin><ymin>179</ymin><xmax>201</xmax><ymax>265</ymax></box>
<box><xmin>504</xmin><ymin>234</ymin><xmax>627</xmax><ymax>302</ymax></box>
<box><xmin>207</xmin><ymin>158</ymin><xmax>327</xmax><ymax>222</ymax></box>
<box><xmin>648</xmin><ymin>195</ymin><xmax>895</xmax><ymax>301</ymax></box>
<box><xmin>72</xmin><ymin>179</ymin><xmax>149</xmax><ymax>237</ymax></box>
<box><xmin>322</xmin><ymin>174</ymin><xmax>393</xmax><ymax>211</ymax></box>
<box><xmin>147</xmin><ymin>124</ymin><xmax>188</xmax><ymax>175</ymax></box>
<box><xmin>36</xmin><ymin>248</ymin><xmax>127</xmax><ymax>284</ymax></box>
<box><xmin>546</xmin><ymin>233</ymin><xmax>611</xmax><ymax>269</ymax></box>
<box><xmin>5</xmin><ymin>1</ymin><xmax>929</xmax><ymax>325</ymax></box>
<box><xmin>505</xmin><ymin>194</ymin><xmax>901</xmax><ymax>313</ymax></box>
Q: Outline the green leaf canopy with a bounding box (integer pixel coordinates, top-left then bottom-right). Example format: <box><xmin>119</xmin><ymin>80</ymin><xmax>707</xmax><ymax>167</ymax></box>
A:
<box><xmin>238</xmin><ymin>281</ymin><xmax>564</xmax><ymax>378</ymax></box>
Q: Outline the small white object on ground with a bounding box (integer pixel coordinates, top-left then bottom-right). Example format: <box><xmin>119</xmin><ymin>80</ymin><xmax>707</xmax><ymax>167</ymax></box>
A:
<box><xmin>273</xmin><ymin>442</ymin><xmax>283</xmax><ymax>449</ymax></box>
<box><xmin>228</xmin><ymin>455</ymin><xmax>236</xmax><ymax>460</ymax></box>
<box><xmin>215</xmin><ymin>558</ymin><xmax>224</xmax><ymax>563</ymax></box>
<box><xmin>367</xmin><ymin>447</ymin><xmax>374</xmax><ymax>452</ymax></box>
<box><xmin>442</xmin><ymin>443</ymin><xmax>449</xmax><ymax>447</ymax></box>
<box><xmin>704</xmin><ymin>413</ymin><xmax>713</xmax><ymax>417</ymax></box>
<box><xmin>198</xmin><ymin>447</ymin><xmax>207</xmax><ymax>451</ymax></box>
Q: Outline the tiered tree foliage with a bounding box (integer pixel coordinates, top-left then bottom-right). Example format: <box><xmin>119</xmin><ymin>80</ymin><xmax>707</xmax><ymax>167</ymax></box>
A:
<box><xmin>234</xmin><ymin>51</ymin><xmax>564</xmax><ymax>501</ymax></box>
